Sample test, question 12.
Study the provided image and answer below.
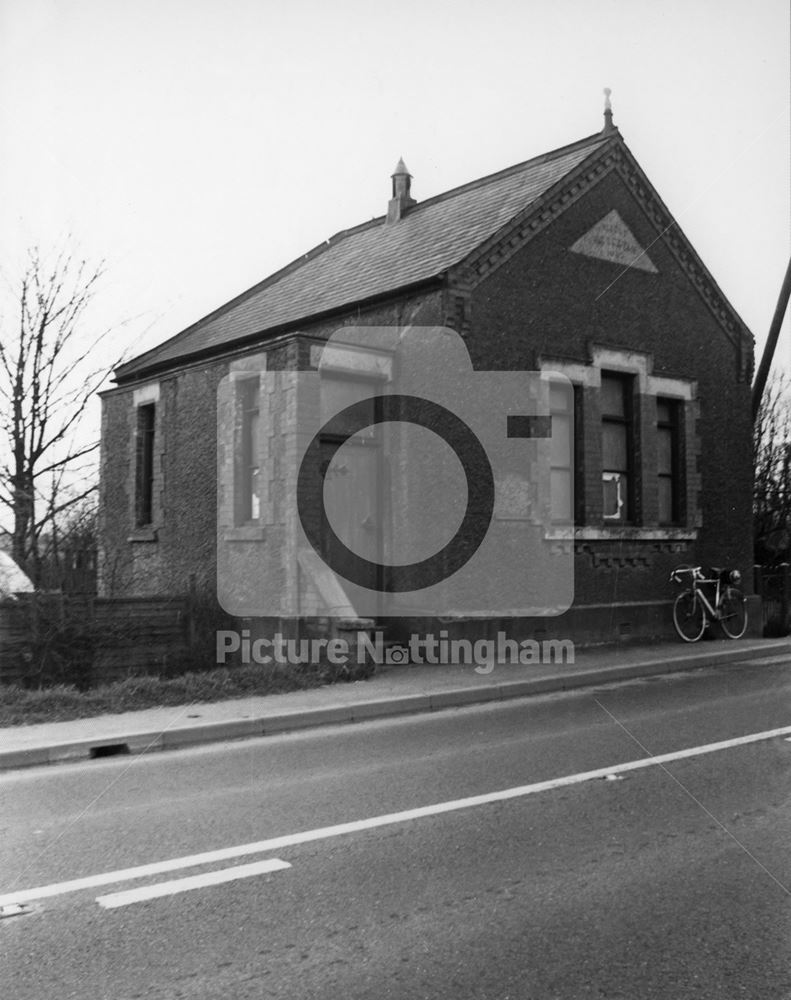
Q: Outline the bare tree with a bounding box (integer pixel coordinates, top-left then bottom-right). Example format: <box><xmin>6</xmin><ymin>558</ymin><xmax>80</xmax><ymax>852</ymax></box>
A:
<box><xmin>38</xmin><ymin>497</ymin><xmax>99</xmax><ymax>594</ymax></box>
<box><xmin>0</xmin><ymin>246</ymin><xmax>115</xmax><ymax>584</ymax></box>
<box><xmin>754</xmin><ymin>370</ymin><xmax>791</xmax><ymax>565</ymax></box>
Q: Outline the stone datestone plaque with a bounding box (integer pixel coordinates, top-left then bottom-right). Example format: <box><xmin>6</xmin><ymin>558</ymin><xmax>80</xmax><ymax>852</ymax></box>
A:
<box><xmin>570</xmin><ymin>209</ymin><xmax>658</xmax><ymax>273</ymax></box>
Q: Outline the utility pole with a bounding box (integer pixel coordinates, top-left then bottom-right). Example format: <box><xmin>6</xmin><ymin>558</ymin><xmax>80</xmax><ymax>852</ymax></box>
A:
<box><xmin>752</xmin><ymin>258</ymin><xmax>791</xmax><ymax>423</ymax></box>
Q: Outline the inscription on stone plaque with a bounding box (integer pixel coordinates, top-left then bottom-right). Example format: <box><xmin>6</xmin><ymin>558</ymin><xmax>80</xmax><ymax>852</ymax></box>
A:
<box><xmin>570</xmin><ymin>209</ymin><xmax>658</xmax><ymax>273</ymax></box>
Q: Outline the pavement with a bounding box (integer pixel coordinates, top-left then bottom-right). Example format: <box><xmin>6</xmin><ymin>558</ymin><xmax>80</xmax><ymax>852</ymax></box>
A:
<box><xmin>1</xmin><ymin>636</ymin><xmax>789</xmax><ymax>771</ymax></box>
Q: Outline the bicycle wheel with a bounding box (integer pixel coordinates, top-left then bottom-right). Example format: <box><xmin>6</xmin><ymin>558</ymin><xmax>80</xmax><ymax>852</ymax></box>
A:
<box><xmin>719</xmin><ymin>587</ymin><xmax>747</xmax><ymax>639</ymax></box>
<box><xmin>673</xmin><ymin>590</ymin><xmax>706</xmax><ymax>642</ymax></box>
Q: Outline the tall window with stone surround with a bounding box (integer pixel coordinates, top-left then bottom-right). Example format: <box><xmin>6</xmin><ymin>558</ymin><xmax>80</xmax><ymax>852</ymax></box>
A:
<box><xmin>656</xmin><ymin>397</ymin><xmax>681</xmax><ymax>525</ymax></box>
<box><xmin>238</xmin><ymin>378</ymin><xmax>260</xmax><ymax>524</ymax></box>
<box><xmin>135</xmin><ymin>402</ymin><xmax>156</xmax><ymax>527</ymax></box>
<box><xmin>549</xmin><ymin>380</ymin><xmax>574</xmax><ymax>524</ymax></box>
<box><xmin>601</xmin><ymin>372</ymin><xmax>633</xmax><ymax>522</ymax></box>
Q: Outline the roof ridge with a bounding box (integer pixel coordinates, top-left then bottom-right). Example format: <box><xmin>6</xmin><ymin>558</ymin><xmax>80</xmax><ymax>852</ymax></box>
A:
<box><xmin>400</xmin><ymin>131</ymin><xmax>608</xmax><ymax>215</ymax></box>
<box><xmin>115</xmin><ymin>129</ymin><xmax>613</xmax><ymax>382</ymax></box>
<box><xmin>322</xmin><ymin>131</ymin><xmax>609</xmax><ymax>236</ymax></box>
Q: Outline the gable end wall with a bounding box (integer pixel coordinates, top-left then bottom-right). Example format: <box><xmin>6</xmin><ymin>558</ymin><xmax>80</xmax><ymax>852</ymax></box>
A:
<box><xmin>466</xmin><ymin>169</ymin><xmax>753</xmax><ymax>611</ymax></box>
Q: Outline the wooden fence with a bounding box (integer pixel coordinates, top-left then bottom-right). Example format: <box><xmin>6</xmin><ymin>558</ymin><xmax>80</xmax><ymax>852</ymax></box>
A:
<box><xmin>0</xmin><ymin>593</ymin><xmax>193</xmax><ymax>688</ymax></box>
<box><xmin>754</xmin><ymin>563</ymin><xmax>791</xmax><ymax>637</ymax></box>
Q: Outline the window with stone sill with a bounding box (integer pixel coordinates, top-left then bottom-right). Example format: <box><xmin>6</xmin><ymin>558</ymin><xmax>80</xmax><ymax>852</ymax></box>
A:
<box><xmin>134</xmin><ymin>402</ymin><xmax>156</xmax><ymax>528</ymax></box>
<box><xmin>601</xmin><ymin>372</ymin><xmax>635</xmax><ymax>523</ymax></box>
<box><xmin>541</xmin><ymin>351</ymin><xmax>695</xmax><ymax>538</ymax></box>
<box><xmin>657</xmin><ymin>396</ymin><xmax>682</xmax><ymax>525</ymax></box>
<box><xmin>549</xmin><ymin>379</ymin><xmax>575</xmax><ymax>525</ymax></box>
<box><xmin>236</xmin><ymin>377</ymin><xmax>261</xmax><ymax>526</ymax></box>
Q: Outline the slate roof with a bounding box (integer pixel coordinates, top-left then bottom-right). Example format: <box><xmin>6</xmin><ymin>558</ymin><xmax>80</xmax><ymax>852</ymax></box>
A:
<box><xmin>117</xmin><ymin>132</ymin><xmax>610</xmax><ymax>381</ymax></box>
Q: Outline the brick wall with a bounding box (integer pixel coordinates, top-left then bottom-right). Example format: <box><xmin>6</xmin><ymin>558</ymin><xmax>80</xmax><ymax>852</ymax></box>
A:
<box><xmin>468</xmin><ymin>168</ymin><xmax>753</xmax><ymax>610</ymax></box>
<box><xmin>99</xmin><ymin>361</ymin><xmax>229</xmax><ymax>598</ymax></box>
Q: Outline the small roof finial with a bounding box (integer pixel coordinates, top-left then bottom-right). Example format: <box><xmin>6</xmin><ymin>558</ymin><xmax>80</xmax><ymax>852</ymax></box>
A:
<box><xmin>392</xmin><ymin>157</ymin><xmax>411</xmax><ymax>178</ymax></box>
<box><xmin>603</xmin><ymin>87</ymin><xmax>615</xmax><ymax>133</ymax></box>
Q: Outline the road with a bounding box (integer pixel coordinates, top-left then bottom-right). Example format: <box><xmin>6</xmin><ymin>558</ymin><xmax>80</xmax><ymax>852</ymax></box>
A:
<box><xmin>1</xmin><ymin>658</ymin><xmax>790</xmax><ymax>999</ymax></box>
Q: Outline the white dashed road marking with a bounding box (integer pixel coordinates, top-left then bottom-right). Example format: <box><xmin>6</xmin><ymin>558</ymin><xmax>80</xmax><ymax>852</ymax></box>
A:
<box><xmin>3</xmin><ymin>723</ymin><xmax>790</xmax><ymax>909</ymax></box>
<box><xmin>95</xmin><ymin>858</ymin><xmax>291</xmax><ymax>909</ymax></box>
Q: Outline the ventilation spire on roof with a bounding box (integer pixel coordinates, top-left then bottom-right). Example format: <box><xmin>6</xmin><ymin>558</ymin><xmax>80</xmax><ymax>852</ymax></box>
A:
<box><xmin>387</xmin><ymin>157</ymin><xmax>417</xmax><ymax>223</ymax></box>
<box><xmin>602</xmin><ymin>87</ymin><xmax>616</xmax><ymax>134</ymax></box>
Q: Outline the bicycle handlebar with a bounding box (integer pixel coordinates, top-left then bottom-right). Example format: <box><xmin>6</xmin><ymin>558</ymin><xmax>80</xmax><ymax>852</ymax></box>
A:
<box><xmin>670</xmin><ymin>565</ymin><xmax>741</xmax><ymax>587</ymax></box>
<box><xmin>669</xmin><ymin>566</ymin><xmax>702</xmax><ymax>584</ymax></box>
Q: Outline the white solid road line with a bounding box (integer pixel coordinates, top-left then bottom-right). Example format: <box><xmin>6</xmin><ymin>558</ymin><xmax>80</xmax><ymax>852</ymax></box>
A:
<box><xmin>4</xmin><ymin>722</ymin><xmax>791</xmax><ymax>908</ymax></box>
<box><xmin>95</xmin><ymin>858</ymin><xmax>291</xmax><ymax>909</ymax></box>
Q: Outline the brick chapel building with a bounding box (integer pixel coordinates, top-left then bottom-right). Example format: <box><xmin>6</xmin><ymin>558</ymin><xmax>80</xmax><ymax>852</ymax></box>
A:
<box><xmin>99</xmin><ymin>102</ymin><xmax>757</xmax><ymax>645</ymax></box>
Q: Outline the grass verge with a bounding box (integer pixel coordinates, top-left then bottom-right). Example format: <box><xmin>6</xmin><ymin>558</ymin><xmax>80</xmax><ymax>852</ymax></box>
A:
<box><xmin>0</xmin><ymin>660</ymin><xmax>372</xmax><ymax>727</ymax></box>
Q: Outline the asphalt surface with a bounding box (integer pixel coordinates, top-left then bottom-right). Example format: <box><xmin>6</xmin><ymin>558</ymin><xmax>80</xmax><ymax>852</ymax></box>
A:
<box><xmin>1</xmin><ymin>658</ymin><xmax>790</xmax><ymax>998</ymax></box>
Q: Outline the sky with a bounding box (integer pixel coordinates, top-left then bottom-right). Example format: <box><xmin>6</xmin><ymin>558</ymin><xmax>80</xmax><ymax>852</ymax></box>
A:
<box><xmin>0</xmin><ymin>0</ymin><xmax>789</xmax><ymax>444</ymax></box>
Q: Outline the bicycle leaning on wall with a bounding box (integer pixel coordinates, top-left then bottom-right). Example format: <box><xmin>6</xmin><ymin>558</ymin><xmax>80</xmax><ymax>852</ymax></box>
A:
<box><xmin>670</xmin><ymin>566</ymin><xmax>748</xmax><ymax>642</ymax></box>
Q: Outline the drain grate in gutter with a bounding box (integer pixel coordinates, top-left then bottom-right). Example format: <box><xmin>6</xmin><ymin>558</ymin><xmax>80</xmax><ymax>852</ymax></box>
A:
<box><xmin>89</xmin><ymin>743</ymin><xmax>131</xmax><ymax>759</ymax></box>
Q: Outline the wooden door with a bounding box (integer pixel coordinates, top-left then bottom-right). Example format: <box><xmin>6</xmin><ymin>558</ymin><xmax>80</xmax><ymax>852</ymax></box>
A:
<box><xmin>320</xmin><ymin>435</ymin><xmax>381</xmax><ymax>595</ymax></box>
